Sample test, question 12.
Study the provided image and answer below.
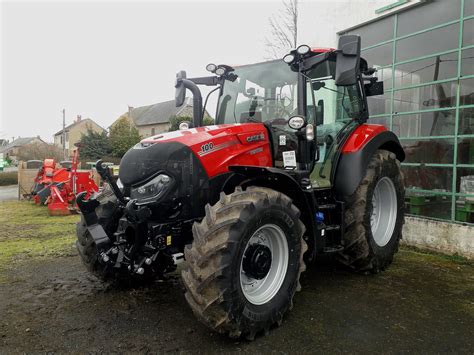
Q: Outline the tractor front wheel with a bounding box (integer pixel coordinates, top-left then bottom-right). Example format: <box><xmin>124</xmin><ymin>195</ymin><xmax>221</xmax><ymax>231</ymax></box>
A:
<box><xmin>76</xmin><ymin>189</ymin><xmax>122</xmax><ymax>283</ymax></box>
<box><xmin>181</xmin><ymin>186</ymin><xmax>307</xmax><ymax>340</ymax></box>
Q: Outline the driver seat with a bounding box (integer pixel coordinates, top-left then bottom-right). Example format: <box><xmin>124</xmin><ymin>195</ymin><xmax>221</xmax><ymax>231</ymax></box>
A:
<box><xmin>240</xmin><ymin>111</ymin><xmax>262</xmax><ymax>123</ymax></box>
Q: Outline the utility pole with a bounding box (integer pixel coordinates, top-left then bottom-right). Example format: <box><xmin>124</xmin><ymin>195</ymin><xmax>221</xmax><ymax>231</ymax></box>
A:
<box><xmin>128</xmin><ymin>105</ymin><xmax>133</xmax><ymax>132</ymax></box>
<box><xmin>62</xmin><ymin>108</ymin><xmax>66</xmax><ymax>159</ymax></box>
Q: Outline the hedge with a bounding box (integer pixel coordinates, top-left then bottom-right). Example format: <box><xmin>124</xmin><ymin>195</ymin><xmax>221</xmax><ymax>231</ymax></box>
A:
<box><xmin>0</xmin><ymin>172</ymin><xmax>18</xmax><ymax>186</ymax></box>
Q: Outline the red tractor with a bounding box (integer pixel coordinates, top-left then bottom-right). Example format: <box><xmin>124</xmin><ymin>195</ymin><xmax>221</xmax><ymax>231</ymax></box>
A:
<box><xmin>76</xmin><ymin>35</ymin><xmax>405</xmax><ymax>339</ymax></box>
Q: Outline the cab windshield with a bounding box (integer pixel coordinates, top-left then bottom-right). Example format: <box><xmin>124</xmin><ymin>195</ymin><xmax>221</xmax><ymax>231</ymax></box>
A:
<box><xmin>216</xmin><ymin>60</ymin><xmax>298</xmax><ymax>124</ymax></box>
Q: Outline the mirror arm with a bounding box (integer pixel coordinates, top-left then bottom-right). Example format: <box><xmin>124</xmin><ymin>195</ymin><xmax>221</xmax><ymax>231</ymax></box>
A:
<box><xmin>362</xmin><ymin>75</ymin><xmax>378</xmax><ymax>83</ymax></box>
<box><xmin>188</xmin><ymin>76</ymin><xmax>221</xmax><ymax>86</ymax></box>
<box><xmin>299</xmin><ymin>52</ymin><xmax>332</xmax><ymax>72</ymax></box>
<box><xmin>180</xmin><ymin>79</ymin><xmax>203</xmax><ymax>127</ymax></box>
<box><xmin>357</xmin><ymin>76</ymin><xmax>369</xmax><ymax>123</ymax></box>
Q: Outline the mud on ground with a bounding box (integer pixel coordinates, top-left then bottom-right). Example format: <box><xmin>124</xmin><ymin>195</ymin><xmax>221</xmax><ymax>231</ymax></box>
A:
<box><xmin>0</xmin><ymin>202</ymin><xmax>473</xmax><ymax>353</ymax></box>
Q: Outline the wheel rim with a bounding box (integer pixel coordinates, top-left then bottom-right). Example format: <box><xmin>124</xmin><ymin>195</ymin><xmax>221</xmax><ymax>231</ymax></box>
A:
<box><xmin>240</xmin><ymin>224</ymin><xmax>289</xmax><ymax>305</ymax></box>
<box><xmin>370</xmin><ymin>176</ymin><xmax>398</xmax><ymax>247</ymax></box>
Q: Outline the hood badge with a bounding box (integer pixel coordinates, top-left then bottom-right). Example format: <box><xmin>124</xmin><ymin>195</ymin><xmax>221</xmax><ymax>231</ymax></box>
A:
<box><xmin>198</xmin><ymin>140</ymin><xmax>237</xmax><ymax>157</ymax></box>
<box><xmin>246</xmin><ymin>133</ymin><xmax>265</xmax><ymax>143</ymax></box>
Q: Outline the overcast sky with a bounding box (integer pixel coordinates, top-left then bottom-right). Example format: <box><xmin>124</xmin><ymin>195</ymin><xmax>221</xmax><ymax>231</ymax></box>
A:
<box><xmin>1</xmin><ymin>0</ymin><xmax>283</xmax><ymax>142</ymax></box>
<box><xmin>1</xmin><ymin>0</ymin><xmax>378</xmax><ymax>143</ymax></box>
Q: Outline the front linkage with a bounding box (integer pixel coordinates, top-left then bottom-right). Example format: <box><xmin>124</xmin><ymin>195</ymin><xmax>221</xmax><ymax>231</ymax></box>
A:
<box><xmin>76</xmin><ymin>160</ymin><xmax>188</xmax><ymax>283</ymax></box>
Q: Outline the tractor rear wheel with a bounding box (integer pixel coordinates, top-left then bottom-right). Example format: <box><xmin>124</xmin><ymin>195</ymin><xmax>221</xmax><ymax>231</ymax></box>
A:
<box><xmin>337</xmin><ymin>149</ymin><xmax>405</xmax><ymax>273</ymax></box>
<box><xmin>182</xmin><ymin>186</ymin><xmax>307</xmax><ymax>340</ymax></box>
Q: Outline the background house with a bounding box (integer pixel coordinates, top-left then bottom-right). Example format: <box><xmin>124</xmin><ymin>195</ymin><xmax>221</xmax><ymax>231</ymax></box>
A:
<box><xmin>113</xmin><ymin>98</ymin><xmax>211</xmax><ymax>138</ymax></box>
<box><xmin>53</xmin><ymin>115</ymin><xmax>105</xmax><ymax>157</ymax></box>
<box><xmin>0</xmin><ymin>136</ymin><xmax>46</xmax><ymax>163</ymax></box>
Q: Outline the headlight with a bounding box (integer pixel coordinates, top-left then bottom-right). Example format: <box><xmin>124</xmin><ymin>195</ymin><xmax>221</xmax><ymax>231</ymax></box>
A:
<box><xmin>305</xmin><ymin>124</ymin><xmax>315</xmax><ymax>141</ymax></box>
<box><xmin>283</xmin><ymin>53</ymin><xmax>295</xmax><ymax>64</ymax></box>
<box><xmin>296</xmin><ymin>45</ymin><xmax>311</xmax><ymax>55</ymax></box>
<box><xmin>288</xmin><ymin>115</ymin><xmax>305</xmax><ymax>130</ymax></box>
<box><xmin>130</xmin><ymin>174</ymin><xmax>172</xmax><ymax>202</ymax></box>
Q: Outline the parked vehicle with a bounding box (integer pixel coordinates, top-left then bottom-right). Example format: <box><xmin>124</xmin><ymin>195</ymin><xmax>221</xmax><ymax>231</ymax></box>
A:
<box><xmin>76</xmin><ymin>35</ymin><xmax>405</xmax><ymax>339</ymax></box>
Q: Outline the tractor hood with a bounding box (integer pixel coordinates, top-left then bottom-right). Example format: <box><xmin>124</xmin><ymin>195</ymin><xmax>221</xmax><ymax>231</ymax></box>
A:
<box><xmin>119</xmin><ymin>123</ymin><xmax>272</xmax><ymax>186</ymax></box>
<box><xmin>140</xmin><ymin>124</ymin><xmax>265</xmax><ymax>149</ymax></box>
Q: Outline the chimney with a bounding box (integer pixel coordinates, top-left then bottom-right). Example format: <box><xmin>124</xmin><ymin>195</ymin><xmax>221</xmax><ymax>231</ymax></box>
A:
<box><xmin>76</xmin><ymin>115</ymin><xmax>82</xmax><ymax>122</ymax></box>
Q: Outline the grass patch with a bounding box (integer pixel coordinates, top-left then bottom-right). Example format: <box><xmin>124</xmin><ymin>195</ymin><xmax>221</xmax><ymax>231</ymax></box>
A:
<box><xmin>0</xmin><ymin>172</ymin><xmax>18</xmax><ymax>186</ymax></box>
<box><xmin>0</xmin><ymin>201</ymin><xmax>80</xmax><ymax>271</ymax></box>
<box><xmin>400</xmin><ymin>245</ymin><xmax>473</xmax><ymax>266</ymax></box>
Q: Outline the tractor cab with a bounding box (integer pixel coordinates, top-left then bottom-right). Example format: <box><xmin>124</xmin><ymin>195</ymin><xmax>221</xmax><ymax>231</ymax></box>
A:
<box><xmin>175</xmin><ymin>35</ymin><xmax>384</xmax><ymax>190</ymax></box>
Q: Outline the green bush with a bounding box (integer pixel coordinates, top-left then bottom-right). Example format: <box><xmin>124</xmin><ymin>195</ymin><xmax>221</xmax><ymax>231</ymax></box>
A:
<box><xmin>0</xmin><ymin>172</ymin><xmax>18</xmax><ymax>186</ymax></box>
<box><xmin>109</xmin><ymin>116</ymin><xmax>142</xmax><ymax>158</ymax></box>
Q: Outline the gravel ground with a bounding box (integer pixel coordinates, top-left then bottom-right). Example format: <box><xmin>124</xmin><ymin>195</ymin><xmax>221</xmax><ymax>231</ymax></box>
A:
<box><xmin>0</xmin><ymin>248</ymin><xmax>473</xmax><ymax>353</ymax></box>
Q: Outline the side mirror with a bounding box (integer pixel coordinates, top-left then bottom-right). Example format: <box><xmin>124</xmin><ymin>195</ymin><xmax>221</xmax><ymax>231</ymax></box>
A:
<box><xmin>312</xmin><ymin>81</ymin><xmax>326</xmax><ymax>91</ymax></box>
<box><xmin>175</xmin><ymin>70</ymin><xmax>187</xmax><ymax>107</ymax></box>
<box><xmin>335</xmin><ymin>35</ymin><xmax>361</xmax><ymax>86</ymax></box>
<box><xmin>365</xmin><ymin>81</ymin><xmax>384</xmax><ymax>96</ymax></box>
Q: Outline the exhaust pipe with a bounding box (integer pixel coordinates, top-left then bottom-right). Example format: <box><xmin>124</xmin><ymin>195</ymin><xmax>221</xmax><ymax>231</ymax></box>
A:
<box><xmin>175</xmin><ymin>71</ymin><xmax>203</xmax><ymax>128</ymax></box>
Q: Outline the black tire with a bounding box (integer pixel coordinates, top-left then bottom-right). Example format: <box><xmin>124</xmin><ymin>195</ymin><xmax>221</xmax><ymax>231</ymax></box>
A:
<box><xmin>182</xmin><ymin>186</ymin><xmax>307</xmax><ymax>340</ymax></box>
<box><xmin>76</xmin><ymin>221</ymin><xmax>111</xmax><ymax>280</ymax></box>
<box><xmin>337</xmin><ymin>149</ymin><xmax>405</xmax><ymax>273</ymax></box>
<box><xmin>76</xmin><ymin>189</ymin><xmax>121</xmax><ymax>282</ymax></box>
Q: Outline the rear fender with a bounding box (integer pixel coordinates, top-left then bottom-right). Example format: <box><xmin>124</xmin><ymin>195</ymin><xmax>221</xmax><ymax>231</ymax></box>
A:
<box><xmin>334</xmin><ymin>130</ymin><xmax>405</xmax><ymax>197</ymax></box>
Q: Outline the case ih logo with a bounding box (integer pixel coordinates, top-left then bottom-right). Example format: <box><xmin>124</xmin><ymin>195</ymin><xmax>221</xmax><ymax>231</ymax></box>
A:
<box><xmin>246</xmin><ymin>133</ymin><xmax>265</xmax><ymax>143</ymax></box>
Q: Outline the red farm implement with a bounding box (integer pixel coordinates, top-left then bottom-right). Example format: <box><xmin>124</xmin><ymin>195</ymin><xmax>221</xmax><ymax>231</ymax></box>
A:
<box><xmin>31</xmin><ymin>146</ymin><xmax>98</xmax><ymax>215</ymax></box>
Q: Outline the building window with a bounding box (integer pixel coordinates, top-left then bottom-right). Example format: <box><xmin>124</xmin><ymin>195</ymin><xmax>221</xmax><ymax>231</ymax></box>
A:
<box><xmin>151</xmin><ymin>127</ymin><xmax>156</xmax><ymax>136</ymax></box>
<box><xmin>341</xmin><ymin>0</ymin><xmax>474</xmax><ymax>223</ymax></box>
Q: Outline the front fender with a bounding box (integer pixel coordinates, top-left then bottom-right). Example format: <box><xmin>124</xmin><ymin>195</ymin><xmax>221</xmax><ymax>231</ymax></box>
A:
<box><xmin>334</xmin><ymin>130</ymin><xmax>405</xmax><ymax>197</ymax></box>
<box><xmin>225</xmin><ymin>165</ymin><xmax>318</xmax><ymax>252</ymax></box>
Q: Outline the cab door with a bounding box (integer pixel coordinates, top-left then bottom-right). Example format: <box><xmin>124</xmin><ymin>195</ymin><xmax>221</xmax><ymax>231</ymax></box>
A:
<box><xmin>265</xmin><ymin>83</ymin><xmax>302</xmax><ymax>169</ymax></box>
<box><xmin>306</xmin><ymin>62</ymin><xmax>363</xmax><ymax>188</ymax></box>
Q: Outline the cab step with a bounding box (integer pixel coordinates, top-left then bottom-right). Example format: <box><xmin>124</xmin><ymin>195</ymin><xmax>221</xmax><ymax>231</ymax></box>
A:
<box><xmin>318</xmin><ymin>203</ymin><xmax>337</xmax><ymax>210</ymax></box>
<box><xmin>318</xmin><ymin>223</ymin><xmax>341</xmax><ymax>231</ymax></box>
<box><xmin>322</xmin><ymin>245</ymin><xmax>344</xmax><ymax>253</ymax></box>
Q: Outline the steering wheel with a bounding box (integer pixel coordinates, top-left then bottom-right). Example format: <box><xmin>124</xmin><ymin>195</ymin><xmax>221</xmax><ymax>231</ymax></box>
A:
<box><xmin>260</xmin><ymin>100</ymin><xmax>292</xmax><ymax>120</ymax></box>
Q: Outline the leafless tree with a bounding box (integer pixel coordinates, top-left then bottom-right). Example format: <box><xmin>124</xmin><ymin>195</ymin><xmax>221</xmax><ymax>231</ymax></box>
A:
<box><xmin>16</xmin><ymin>142</ymin><xmax>64</xmax><ymax>162</ymax></box>
<box><xmin>264</xmin><ymin>0</ymin><xmax>298</xmax><ymax>59</ymax></box>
